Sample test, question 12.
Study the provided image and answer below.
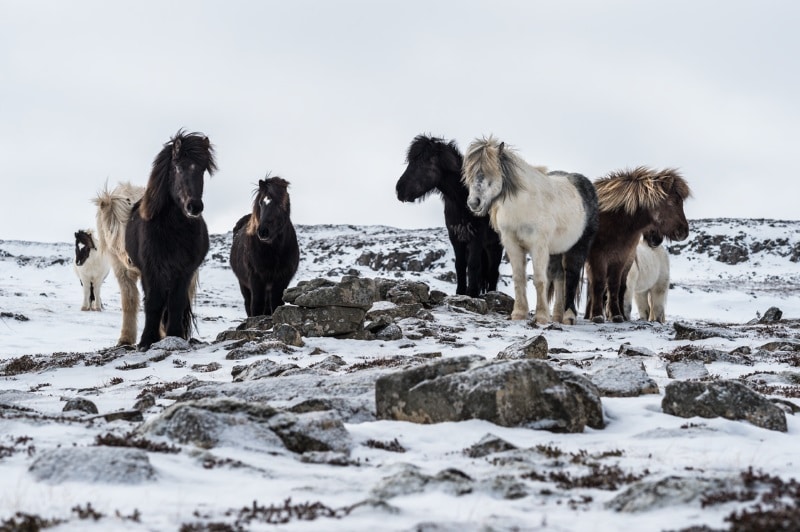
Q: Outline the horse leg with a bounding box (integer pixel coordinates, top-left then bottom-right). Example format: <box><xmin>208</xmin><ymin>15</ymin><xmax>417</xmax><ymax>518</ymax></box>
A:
<box><xmin>115</xmin><ymin>264</ymin><xmax>140</xmax><ymax>345</ymax></box>
<box><xmin>649</xmin><ymin>279</ymin><xmax>668</xmax><ymax>323</ymax></box>
<box><xmin>530</xmin><ymin>247</ymin><xmax>551</xmax><ymax>324</ymax></box>
<box><xmin>504</xmin><ymin>242</ymin><xmax>529</xmax><ymax>320</ymax></box>
<box><xmin>587</xmin><ymin>263</ymin><xmax>608</xmax><ymax>324</ymax></box>
<box><xmin>165</xmin><ymin>276</ymin><xmax>192</xmax><ymax>339</ymax></box>
<box><xmin>485</xmin><ymin>239</ymin><xmax>503</xmax><ymax>293</ymax></box>
<box><xmin>562</xmin><ymin>251</ymin><xmax>585</xmax><ymax>325</ymax></box>
<box><xmin>605</xmin><ymin>264</ymin><xmax>628</xmax><ymax>322</ymax></box>
<box><xmin>548</xmin><ymin>256</ymin><xmax>565</xmax><ymax>324</ymax></box>
<box><xmin>80</xmin><ymin>279</ymin><xmax>91</xmax><ymax>311</ymax></box>
<box><xmin>452</xmin><ymin>240</ymin><xmax>468</xmax><ymax>296</ymax></box>
<box><xmin>238</xmin><ymin>282</ymin><xmax>253</xmax><ymax>317</ymax></box>
<box><xmin>139</xmin><ymin>277</ymin><xmax>166</xmax><ymax>349</ymax></box>
<box><xmin>465</xmin><ymin>239</ymin><xmax>482</xmax><ymax>297</ymax></box>
<box><xmin>624</xmin><ymin>265</ymin><xmax>638</xmax><ymax>320</ymax></box>
<box><xmin>634</xmin><ymin>290</ymin><xmax>651</xmax><ymax>321</ymax></box>
<box><xmin>250</xmin><ymin>281</ymin><xmax>268</xmax><ymax>317</ymax></box>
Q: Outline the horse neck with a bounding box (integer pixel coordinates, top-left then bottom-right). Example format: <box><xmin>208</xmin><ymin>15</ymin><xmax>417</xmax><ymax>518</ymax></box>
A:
<box><xmin>437</xmin><ymin>165</ymin><xmax>468</xmax><ymax>203</ymax></box>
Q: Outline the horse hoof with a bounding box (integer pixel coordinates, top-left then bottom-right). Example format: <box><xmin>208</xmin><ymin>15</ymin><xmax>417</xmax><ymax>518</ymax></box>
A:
<box><xmin>591</xmin><ymin>316</ymin><xmax>605</xmax><ymax>324</ymax></box>
<box><xmin>612</xmin><ymin>315</ymin><xmax>625</xmax><ymax>323</ymax></box>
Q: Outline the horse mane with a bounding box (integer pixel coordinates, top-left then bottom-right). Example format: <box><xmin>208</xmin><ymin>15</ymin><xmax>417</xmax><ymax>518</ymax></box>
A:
<box><xmin>407</xmin><ymin>134</ymin><xmax>462</xmax><ymax>167</ymax></box>
<box><xmin>93</xmin><ymin>181</ymin><xmax>145</xmax><ymax>256</ymax></box>
<box><xmin>139</xmin><ymin>130</ymin><xmax>217</xmax><ymax>221</ymax></box>
<box><xmin>75</xmin><ymin>229</ymin><xmax>96</xmax><ymax>250</ymax></box>
<box><xmin>462</xmin><ymin>136</ymin><xmax>527</xmax><ymax>201</ymax></box>
<box><xmin>595</xmin><ymin>166</ymin><xmax>691</xmax><ymax>215</ymax></box>
<box><xmin>246</xmin><ymin>175</ymin><xmax>291</xmax><ymax>236</ymax></box>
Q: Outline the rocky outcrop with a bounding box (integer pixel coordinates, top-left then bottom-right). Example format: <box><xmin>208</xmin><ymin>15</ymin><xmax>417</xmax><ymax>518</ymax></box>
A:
<box><xmin>29</xmin><ymin>447</ymin><xmax>156</xmax><ymax>484</ymax></box>
<box><xmin>662</xmin><ymin>380</ymin><xmax>787</xmax><ymax>432</ymax></box>
<box><xmin>589</xmin><ymin>359</ymin><xmax>659</xmax><ymax>397</ymax></box>
<box><xmin>375</xmin><ymin>355</ymin><xmax>604</xmax><ymax>433</ymax></box>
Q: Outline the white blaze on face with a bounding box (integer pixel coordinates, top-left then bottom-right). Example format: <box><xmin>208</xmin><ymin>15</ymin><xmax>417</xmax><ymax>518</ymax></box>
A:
<box><xmin>262</xmin><ymin>196</ymin><xmax>272</xmax><ymax>206</ymax></box>
<box><xmin>77</xmin><ymin>242</ymin><xmax>86</xmax><ymax>250</ymax></box>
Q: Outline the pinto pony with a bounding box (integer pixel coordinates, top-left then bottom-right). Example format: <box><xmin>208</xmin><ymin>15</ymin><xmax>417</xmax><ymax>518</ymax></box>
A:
<box><xmin>395</xmin><ymin>135</ymin><xmax>503</xmax><ymax>297</ymax></box>
<box><xmin>624</xmin><ymin>235</ymin><xmax>670</xmax><ymax>323</ymax></box>
<box><xmin>463</xmin><ymin>136</ymin><xmax>598</xmax><ymax>324</ymax></box>
<box><xmin>73</xmin><ymin>229</ymin><xmax>110</xmax><ymax>311</ymax></box>
<box><xmin>230</xmin><ymin>176</ymin><xmax>299</xmax><ymax>317</ymax></box>
<box><xmin>585</xmin><ymin>166</ymin><xmax>690</xmax><ymax>323</ymax></box>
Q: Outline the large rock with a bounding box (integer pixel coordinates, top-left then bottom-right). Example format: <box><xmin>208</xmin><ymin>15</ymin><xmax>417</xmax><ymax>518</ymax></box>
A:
<box><xmin>607</xmin><ymin>476</ymin><xmax>733</xmax><ymax>513</ymax></box>
<box><xmin>284</xmin><ymin>276</ymin><xmax>377</xmax><ymax>310</ymax></box>
<box><xmin>272</xmin><ymin>304</ymin><xmax>366</xmax><ymax>337</ymax></box>
<box><xmin>496</xmin><ymin>336</ymin><xmax>548</xmax><ymax>360</ymax></box>
<box><xmin>589</xmin><ymin>358</ymin><xmax>659</xmax><ymax>397</ymax></box>
<box><xmin>662</xmin><ymin>380</ymin><xmax>787</xmax><ymax>432</ymax></box>
<box><xmin>375</xmin><ymin>356</ymin><xmax>604</xmax><ymax>433</ymax></box>
<box><xmin>29</xmin><ymin>447</ymin><xmax>156</xmax><ymax>484</ymax></box>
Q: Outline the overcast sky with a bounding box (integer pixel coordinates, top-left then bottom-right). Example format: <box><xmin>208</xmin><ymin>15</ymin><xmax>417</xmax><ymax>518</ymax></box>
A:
<box><xmin>1</xmin><ymin>1</ymin><xmax>798</xmax><ymax>242</ymax></box>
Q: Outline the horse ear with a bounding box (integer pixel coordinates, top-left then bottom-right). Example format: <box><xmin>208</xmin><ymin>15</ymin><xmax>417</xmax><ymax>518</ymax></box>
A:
<box><xmin>498</xmin><ymin>142</ymin><xmax>505</xmax><ymax>155</ymax></box>
<box><xmin>172</xmin><ymin>138</ymin><xmax>182</xmax><ymax>160</ymax></box>
<box><xmin>74</xmin><ymin>232</ymin><xmax>79</xmax><ymax>239</ymax></box>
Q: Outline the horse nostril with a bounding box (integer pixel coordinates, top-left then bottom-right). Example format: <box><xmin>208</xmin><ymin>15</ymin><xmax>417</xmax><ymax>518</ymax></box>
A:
<box><xmin>186</xmin><ymin>199</ymin><xmax>204</xmax><ymax>216</ymax></box>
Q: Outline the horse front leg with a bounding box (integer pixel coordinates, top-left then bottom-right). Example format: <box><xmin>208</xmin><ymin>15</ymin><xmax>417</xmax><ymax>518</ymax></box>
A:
<box><xmin>115</xmin><ymin>265</ymin><xmax>140</xmax><ymax>345</ymax></box>
<box><xmin>605</xmin><ymin>265</ymin><xmax>628</xmax><ymax>322</ymax></box>
<box><xmin>452</xmin><ymin>240</ymin><xmax>468</xmax><ymax>296</ymax></box>
<box><xmin>80</xmin><ymin>280</ymin><xmax>91</xmax><ymax>311</ymax></box>
<box><xmin>548</xmin><ymin>256</ymin><xmax>565</xmax><ymax>324</ymax></box>
<box><xmin>165</xmin><ymin>276</ymin><xmax>192</xmax><ymax>339</ymax></box>
<box><xmin>465</xmin><ymin>239</ymin><xmax>483</xmax><ymax>297</ymax></box>
<box><xmin>530</xmin><ymin>247</ymin><xmax>551</xmax><ymax>324</ymax></box>
<box><xmin>504</xmin><ymin>243</ymin><xmax>529</xmax><ymax>320</ymax></box>
<box><xmin>250</xmin><ymin>281</ymin><xmax>267</xmax><ymax>317</ymax></box>
<box><xmin>587</xmin><ymin>263</ymin><xmax>608</xmax><ymax>323</ymax></box>
<box><xmin>139</xmin><ymin>278</ymin><xmax>166</xmax><ymax>349</ymax></box>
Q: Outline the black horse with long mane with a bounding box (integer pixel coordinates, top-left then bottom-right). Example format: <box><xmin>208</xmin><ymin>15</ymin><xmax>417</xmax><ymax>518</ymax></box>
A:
<box><xmin>230</xmin><ymin>176</ymin><xmax>299</xmax><ymax>317</ymax></box>
<box><xmin>125</xmin><ymin>130</ymin><xmax>217</xmax><ymax>349</ymax></box>
<box><xmin>395</xmin><ymin>135</ymin><xmax>503</xmax><ymax>297</ymax></box>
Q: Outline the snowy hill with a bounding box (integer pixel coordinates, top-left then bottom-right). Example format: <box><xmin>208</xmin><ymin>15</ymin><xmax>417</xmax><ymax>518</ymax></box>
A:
<box><xmin>1</xmin><ymin>219</ymin><xmax>800</xmax><ymax>531</ymax></box>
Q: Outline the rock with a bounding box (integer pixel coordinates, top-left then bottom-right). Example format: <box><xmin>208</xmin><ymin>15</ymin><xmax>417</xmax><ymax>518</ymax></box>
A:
<box><xmin>665</xmin><ymin>360</ymin><xmax>709</xmax><ymax>380</ymax></box>
<box><xmin>133</xmin><ymin>393</ymin><xmax>156</xmax><ymax>412</ymax></box>
<box><xmin>589</xmin><ymin>359</ymin><xmax>659</xmax><ymax>397</ymax></box>
<box><xmin>235</xmin><ymin>315</ymin><xmax>273</xmax><ymax>331</ymax></box>
<box><xmin>272</xmin><ymin>304</ymin><xmax>366</xmax><ymax>337</ymax></box>
<box><xmin>463</xmin><ymin>433</ymin><xmax>518</xmax><ymax>458</ymax></box>
<box><xmin>673</xmin><ymin>322</ymin><xmax>736</xmax><ymax>341</ymax></box>
<box><xmin>662</xmin><ymin>380</ymin><xmax>787</xmax><ymax>432</ymax></box>
<box><xmin>136</xmin><ymin>397</ymin><xmax>283</xmax><ymax>450</ymax></box>
<box><xmin>375</xmin><ymin>356</ymin><xmax>604</xmax><ymax>433</ymax></box>
<box><xmin>62</xmin><ymin>397</ymin><xmax>98</xmax><ymax>415</ymax></box>
<box><xmin>272</xmin><ymin>323</ymin><xmax>304</xmax><ymax>347</ymax></box>
<box><xmin>374</xmin><ymin>323</ymin><xmax>403</xmax><ymax>341</ymax></box>
<box><xmin>365</xmin><ymin>301</ymin><xmax>423</xmax><ymax>323</ymax></box>
<box><xmin>481</xmin><ymin>291</ymin><xmax>515</xmax><ymax>314</ymax></box>
<box><xmin>309</xmin><ymin>355</ymin><xmax>347</xmax><ymax>372</ymax></box>
<box><xmin>758</xmin><ymin>306</ymin><xmax>783</xmax><ymax>324</ymax></box>
<box><xmin>444</xmin><ymin>295</ymin><xmax>488</xmax><ymax>315</ymax></box>
<box><xmin>215</xmin><ymin>328</ymin><xmax>268</xmax><ymax>343</ymax></box>
<box><xmin>29</xmin><ymin>447</ymin><xmax>156</xmax><ymax>484</ymax></box>
<box><xmin>607</xmin><ymin>476</ymin><xmax>733</xmax><ymax>513</ymax></box>
<box><xmin>232</xmin><ymin>358</ymin><xmax>300</xmax><ymax>382</ymax></box>
<box><xmin>371</xmin><ymin>464</ymin><xmax>472</xmax><ymax>500</ymax></box>
<box><xmin>716</xmin><ymin>242</ymin><xmax>749</xmax><ymax>265</ymax></box>
<box><xmin>101</xmin><ymin>409</ymin><xmax>145</xmax><ymax>422</ymax></box>
<box><xmin>225</xmin><ymin>340</ymin><xmax>297</xmax><ymax>360</ymax></box>
<box><xmin>288</xmin><ymin>276</ymin><xmax>377</xmax><ymax>310</ymax></box>
<box><xmin>618</xmin><ymin>344</ymin><xmax>657</xmax><ymax>357</ymax></box>
<box><xmin>496</xmin><ymin>335</ymin><xmax>548</xmax><ymax>360</ymax></box>
<box><xmin>149</xmin><ymin>336</ymin><xmax>192</xmax><ymax>352</ymax></box>
<box><xmin>667</xmin><ymin>345</ymin><xmax>752</xmax><ymax>365</ymax></box>
<box><xmin>384</xmin><ymin>281</ymin><xmax>431</xmax><ymax>306</ymax></box>
<box><xmin>759</xmin><ymin>340</ymin><xmax>800</xmax><ymax>352</ymax></box>
<box><xmin>268</xmin><ymin>410</ymin><xmax>352</xmax><ymax>455</ymax></box>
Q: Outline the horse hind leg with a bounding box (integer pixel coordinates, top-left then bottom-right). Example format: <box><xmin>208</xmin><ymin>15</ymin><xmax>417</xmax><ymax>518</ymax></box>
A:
<box><xmin>115</xmin><ymin>265</ymin><xmax>140</xmax><ymax>345</ymax></box>
<box><xmin>504</xmin><ymin>243</ymin><xmax>530</xmax><ymax>320</ymax></box>
<box><xmin>547</xmin><ymin>256</ymin><xmax>566</xmax><ymax>323</ymax></box>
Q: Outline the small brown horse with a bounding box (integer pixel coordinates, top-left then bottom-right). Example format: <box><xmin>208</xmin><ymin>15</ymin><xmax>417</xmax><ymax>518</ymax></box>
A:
<box><xmin>585</xmin><ymin>166</ymin><xmax>690</xmax><ymax>323</ymax></box>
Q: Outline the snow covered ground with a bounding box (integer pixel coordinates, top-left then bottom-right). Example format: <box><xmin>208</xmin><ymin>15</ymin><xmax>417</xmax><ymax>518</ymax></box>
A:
<box><xmin>1</xmin><ymin>219</ymin><xmax>799</xmax><ymax>531</ymax></box>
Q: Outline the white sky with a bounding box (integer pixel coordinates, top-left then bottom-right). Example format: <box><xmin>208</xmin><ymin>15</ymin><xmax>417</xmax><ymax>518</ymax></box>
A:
<box><xmin>1</xmin><ymin>0</ymin><xmax>798</xmax><ymax>242</ymax></box>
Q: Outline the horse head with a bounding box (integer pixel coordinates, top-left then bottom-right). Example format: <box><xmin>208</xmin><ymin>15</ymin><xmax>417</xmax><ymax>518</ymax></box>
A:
<box><xmin>252</xmin><ymin>176</ymin><xmax>292</xmax><ymax>244</ymax></box>
<box><xmin>395</xmin><ymin>135</ymin><xmax>460</xmax><ymax>202</ymax></box>
<box><xmin>649</xmin><ymin>169</ymin><xmax>691</xmax><ymax>242</ymax></box>
<box><xmin>74</xmin><ymin>229</ymin><xmax>95</xmax><ymax>266</ymax></box>
<box><xmin>463</xmin><ymin>136</ymin><xmax>518</xmax><ymax>217</ymax></box>
<box><xmin>169</xmin><ymin>132</ymin><xmax>217</xmax><ymax>218</ymax></box>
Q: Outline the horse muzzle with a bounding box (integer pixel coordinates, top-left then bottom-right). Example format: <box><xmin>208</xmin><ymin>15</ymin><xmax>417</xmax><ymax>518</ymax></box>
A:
<box><xmin>185</xmin><ymin>199</ymin><xmax>204</xmax><ymax>218</ymax></box>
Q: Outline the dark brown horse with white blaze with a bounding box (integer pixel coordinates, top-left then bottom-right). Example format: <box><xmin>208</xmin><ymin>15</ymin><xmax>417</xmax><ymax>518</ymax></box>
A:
<box><xmin>395</xmin><ymin>134</ymin><xmax>503</xmax><ymax>297</ymax></box>
<box><xmin>230</xmin><ymin>176</ymin><xmax>299</xmax><ymax>317</ymax></box>
<box><xmin>125</xmin><ymin>130</ymin><xmax>217</xmax><ymax>349</ymax></box>
<box><xmin>585</xmin><ymin>166</ymin><xmax>690</xmax><ymax>323</ymax></box>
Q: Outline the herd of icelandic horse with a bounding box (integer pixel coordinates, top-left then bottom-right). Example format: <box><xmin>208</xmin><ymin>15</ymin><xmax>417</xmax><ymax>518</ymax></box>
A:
<box><xmin>75</xmin><ymin>130</ymin><xmax>689</xmax><ymax>349</ymax></box>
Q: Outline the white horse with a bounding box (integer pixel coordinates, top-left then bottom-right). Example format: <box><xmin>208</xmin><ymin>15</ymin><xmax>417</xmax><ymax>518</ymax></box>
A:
<box><xmin>624</xmin><ymin>237</ymin><xmax>670</xmax><ymax>322</ymax></box>
<box><xmin>93</xmin><ymin>182</ymin><xmax>145</xmax><ymax>345</ymax></box>
<box><xmin>72</xmin><ymin>229</ymin><xmax>110</xmax><ymax>311</ymax></box>
<box><xmin>463</xmin><ymin>136</ymin><xmax>599</xmax><ymax>324</ymax></box>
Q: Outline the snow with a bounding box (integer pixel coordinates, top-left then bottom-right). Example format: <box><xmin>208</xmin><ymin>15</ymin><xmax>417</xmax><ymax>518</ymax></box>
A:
<box><xmin>1</xmin><ymin>219</ymin><xmax>800</xmax><ymax>531</ymax></box>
